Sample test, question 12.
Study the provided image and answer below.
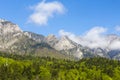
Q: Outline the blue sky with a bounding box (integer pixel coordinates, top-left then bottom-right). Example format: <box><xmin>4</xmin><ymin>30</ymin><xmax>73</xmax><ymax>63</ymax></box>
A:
<box><xmin>0</xmin><ymin>0</ymin><xmax>120</xmax><ymax>36</ymax></box>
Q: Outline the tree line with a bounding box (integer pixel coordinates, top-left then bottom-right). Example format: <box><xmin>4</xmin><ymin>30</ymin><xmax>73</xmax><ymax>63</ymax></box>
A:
<box><xmin>0</xmin><ymin>52</ymin><xmax>120</xmax><ymax>80</ymax></box>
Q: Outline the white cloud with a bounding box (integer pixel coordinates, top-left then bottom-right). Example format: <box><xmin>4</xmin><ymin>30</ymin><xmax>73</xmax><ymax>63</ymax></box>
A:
<box><xmin>81</xmin><ymin>27</ymin><xmax>108</xmax><ymax>48</ymax></box>
<box><xmin>59</xmin><ymin>27</ymin><xmax>120</xmax><ymax>50</ymax></box>
<box><xmin>115</xmin><ymin>26</ymin><xmax>120</xmax><ymax>32</ymax></box>
<box><xmin>109</xmin><ymin>40</ymin><xmax>120</xmax><ymax>50</ymax></box>
<box><xmin>28</xmin><ymin>0</ymin><xmax>66</xmax><ymax>26</ymax></box>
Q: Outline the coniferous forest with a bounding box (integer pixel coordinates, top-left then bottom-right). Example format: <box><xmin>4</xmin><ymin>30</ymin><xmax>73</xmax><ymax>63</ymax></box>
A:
<box><xmin>0</xmin><ymin>52</ymin><xmax>120</xmax><ymax>80</ymax></box>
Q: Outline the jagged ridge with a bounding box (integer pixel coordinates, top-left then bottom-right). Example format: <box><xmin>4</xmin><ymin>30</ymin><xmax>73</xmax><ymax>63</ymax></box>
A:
<box><xmin>1</xmin><ymin>19</ymin><xmax>120</xmax><ymax>60</ymax></box>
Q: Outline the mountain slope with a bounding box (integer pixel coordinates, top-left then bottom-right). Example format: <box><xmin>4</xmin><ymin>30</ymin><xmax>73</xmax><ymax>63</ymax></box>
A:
<box><xmin>0</xmin><ymin>19</ymin><xmax>69</xmax><ymax>59</ymax></box>
<box><xmin>1</xmin><ymin>19</ymin><xmax>120</xmax><ymax>60</ymax></box>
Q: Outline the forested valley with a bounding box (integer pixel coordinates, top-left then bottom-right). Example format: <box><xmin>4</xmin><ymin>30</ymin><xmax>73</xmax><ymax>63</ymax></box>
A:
<box><xmin>0</xmin><ymin>52</ymin><xmax>120</xmax><ymax>80</ymax></box>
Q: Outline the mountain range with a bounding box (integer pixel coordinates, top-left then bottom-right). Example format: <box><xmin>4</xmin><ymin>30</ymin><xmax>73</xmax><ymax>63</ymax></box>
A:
<box><xmin>1</xmin><ymin>19</ymin><xmax>120</xmax><ymax>60</ymax></box>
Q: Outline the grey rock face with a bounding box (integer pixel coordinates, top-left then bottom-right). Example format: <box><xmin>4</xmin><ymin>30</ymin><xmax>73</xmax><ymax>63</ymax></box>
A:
<box><xmin>0</xmin><ymin>19</ymin><xmax>45</xmax><ymax>54</ymax></box>
<box><xmin>1</xmin><ymin>19</ymin><xmax>120</xmax><ymax>60</ymax></box>
<box><xmin>24</xmin><ymin>31</ymin><xmax>45</xmax><ymax>43</ymax></box>
<box><xmin>0</xmin><ymin>19</ymin><xmax>23</xmax><ymax>50</ymax></box>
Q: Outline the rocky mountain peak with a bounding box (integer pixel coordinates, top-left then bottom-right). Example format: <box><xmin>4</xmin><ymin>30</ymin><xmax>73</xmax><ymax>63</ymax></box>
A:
<box><xmin>0</xmin><ymin>19</ymin><xmax>22</xmax><ymax>34</ymax></box>
<box><xmin>54</xmin><ymin>36</ymin><xmax>76</xmax><ymax>50</ymax></box>
<box><xmin>46</xmin><ymin>34</ymin><xmax>55</xmax><ymax>39</ymax></box>
<box><xmin>0</xmin><ymin>19</ymin><xmax>6</xmax><ymax>22</ymax></box>
<box><xmin>45</xmin><ymin>34</ymin><xmax>58</xmax><ymax>47</ymax></box>
<box><xmin>0</xmin><ymin>19</ymin><xmax>23</xmax><ymax>49</ymax></box>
